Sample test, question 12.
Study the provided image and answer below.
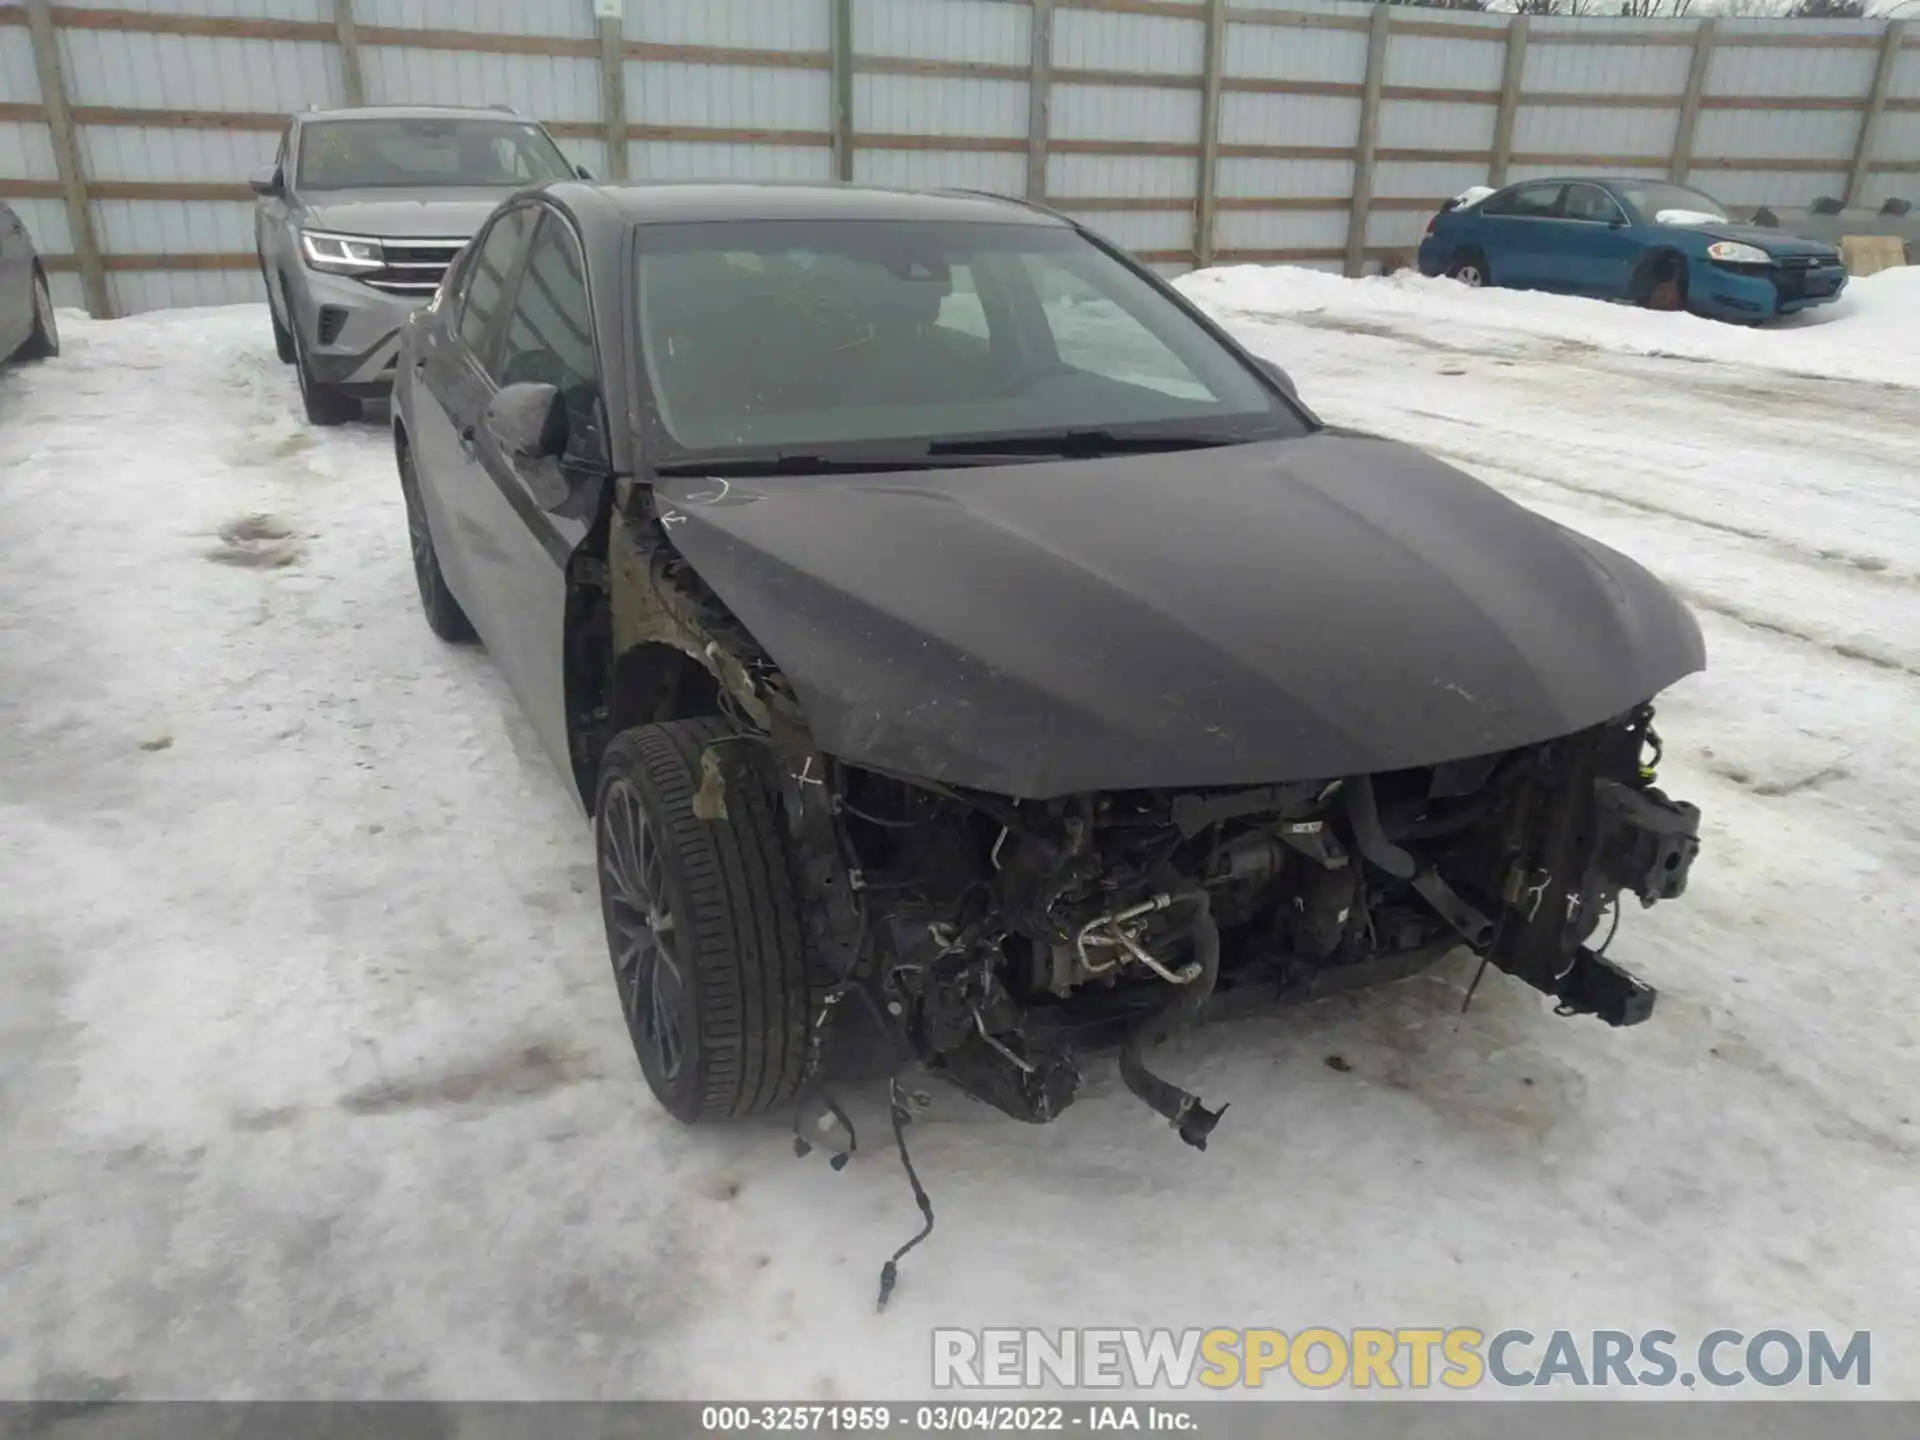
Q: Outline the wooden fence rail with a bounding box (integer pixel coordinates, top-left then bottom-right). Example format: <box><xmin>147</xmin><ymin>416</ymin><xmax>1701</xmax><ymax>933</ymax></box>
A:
<box><xmin>0</xmin><ymin>0</ymin><xmax>1916</xmax><ymax>316</ymax></box>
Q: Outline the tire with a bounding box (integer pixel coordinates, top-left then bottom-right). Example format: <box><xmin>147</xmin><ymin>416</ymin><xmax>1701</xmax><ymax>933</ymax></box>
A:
<box><xmin>291</xmin><ymin>293</ymin><xmax>358</xmax><ymax>426</ymax></box>
<box><xmin>397</xmin><ymin>439</ymin><xmax>476</xmax><ymax>644</ymax></box>
<box><xmin>1446</xmin><ymin>248</ymin><xmax>1490</xmax><ymax>288</ymax></box>
<box><xmin>595</xmin><ymin>718</ymin><xmax>812</xmax><ymax>1125</ymax></box>
<box><xmin>16</xmin><ymin>271</ymin><xmax>58</xmax><ymax>361</ymax></box>
<box><xmin>268</xmin><ymin>282</ymin><xmax>296</xmax><ymax>364</ymax></box>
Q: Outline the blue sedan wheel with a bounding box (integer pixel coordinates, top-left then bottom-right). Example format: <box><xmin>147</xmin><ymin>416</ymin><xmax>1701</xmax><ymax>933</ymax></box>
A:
<box><xmin>1447</xmin><ymin>248</ymin><xmax>1488</xmax><ymax>287</ymax></box>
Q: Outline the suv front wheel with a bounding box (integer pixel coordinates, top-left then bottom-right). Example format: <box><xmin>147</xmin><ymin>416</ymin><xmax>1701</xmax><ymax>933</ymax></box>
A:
<box><xmin>261</xmin><ymin>259</ymin><xmax>295</xmax><ymax>364</ymax></box>
<box><xmin>292</xmin><ymin>309</ymin><xmax>358</xmax><ymax>427</ymax></box>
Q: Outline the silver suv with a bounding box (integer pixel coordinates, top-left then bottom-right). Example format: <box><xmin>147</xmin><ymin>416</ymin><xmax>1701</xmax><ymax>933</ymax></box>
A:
<box><xmin>251</xmin><ymin>105</ymin><xmax>582</xmax><ymax>425</ymax></box>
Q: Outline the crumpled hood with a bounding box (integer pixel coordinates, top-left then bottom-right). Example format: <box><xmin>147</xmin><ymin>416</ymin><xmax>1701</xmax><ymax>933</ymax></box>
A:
<box><xmin>299</xmin><ymin>188</ymin><xmax>506</xmax><ymax>239</ymax></box>
<box><xmin>657</xmin><ymin>434</ymin><xmax>1706</xmax><ymax>798</ymax></box>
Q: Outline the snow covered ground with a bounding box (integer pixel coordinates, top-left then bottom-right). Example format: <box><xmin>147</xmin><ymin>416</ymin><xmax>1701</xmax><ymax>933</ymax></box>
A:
<box><xmin>3</xmin><ymin>271</ymin><xmax>1918</xmax><ymax>1403</ymax></box>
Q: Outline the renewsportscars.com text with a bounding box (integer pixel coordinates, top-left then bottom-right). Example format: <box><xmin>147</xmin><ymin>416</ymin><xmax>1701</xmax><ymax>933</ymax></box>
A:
<box><xmin>932</xmin><ymin>1328</ymin><xmax>1871</xmax><ymax>1391</ymax></box>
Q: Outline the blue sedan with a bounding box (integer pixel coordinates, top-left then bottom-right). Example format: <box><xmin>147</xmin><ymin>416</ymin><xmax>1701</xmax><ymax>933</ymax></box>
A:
<box><xmin>1416</xmin><ymin>177</ymin><xmax>1848</xmax><ymax>323</ymax></box>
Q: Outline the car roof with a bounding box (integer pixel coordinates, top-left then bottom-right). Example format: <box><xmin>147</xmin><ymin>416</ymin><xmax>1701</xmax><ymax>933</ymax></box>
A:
<box><xmin>1506</xmin><ymin>176</ymin><xmax>1696</xmax><ymax>190</ymax></box>
<box><xmin>295</xmin><ymin>105</ymin><xmax>541</xmax><ymax>125</ymax></box>
<box><xmin>550</xmin><ymin>180</ymin><xmax>1068</xmax><ymax>228</ymax></box>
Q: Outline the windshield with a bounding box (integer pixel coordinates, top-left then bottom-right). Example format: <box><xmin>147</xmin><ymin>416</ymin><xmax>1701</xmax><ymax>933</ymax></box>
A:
<box><xmin>632</xmin><ymin>220</ymin><xmax>1305</xmax><ymax>463</ymax></box>
<box><xmin>296</xmin><ymin>118</ymin><xmax>574</xmax><ymax>192</ymax></box>
<box><xmin>1616</xmin><ymin>182</ymin><xmax>1730</xmax><ymax>224</ymax></box>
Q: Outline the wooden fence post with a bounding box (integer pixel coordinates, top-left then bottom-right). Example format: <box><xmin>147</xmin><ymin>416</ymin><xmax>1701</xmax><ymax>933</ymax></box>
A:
<box><xmin>23</xmin><ymin>0</ymin><xmax>109</xmax><ymax>318</ymax></box>
<box><xmin>1846</xmin><ymin>19</ymin><xmax>1906</xmax><ymax>212</ymax></box>
<box><xmin>1344</xmin><ymin>3</ymin><xmax>1390</xmax><ymax>279</ymax></box>
<box><xmin>1194</xmin><ymin>0</ymin><xmax>1226</xmax><ymax>269</ymax></box>
<box><xmin>332</xmin><ymin>0</ymin><xmax>364</xmax><ymax>107</ymax></box>
<box><xmin>1026</xmin><ymin>0</ymin><xmax>1054</xmax><ymax>202</ymax></box>
<box><xmin>598</xmin><ymin>4</ymin><xmax>628</xmax><ymax>180</ymax></box>
<box><xmin>1670</xmin><ymin>17</ymin><xmax>1716</xmax><ymax>186</ymax></box>
<box><xmin>1490</xmin><ymin>13</ymin><xmax>1528</xmax><ymax>190</ymax></box>
<box><xmin>830</xmin><ymin>0</ymin><xmax>854</xmax><ymax>183</ymax></box>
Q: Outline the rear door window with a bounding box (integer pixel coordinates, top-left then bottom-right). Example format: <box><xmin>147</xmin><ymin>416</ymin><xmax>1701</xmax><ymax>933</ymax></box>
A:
<box><xmin>1484</xmin><ymin>184</ymin><xmax>1564</xmax><ymax>219</ymax></box>
<box><xmin>1563</xmin><ymin>185</ymin><xmax>1624</xmax><ymax>225</ymax></box>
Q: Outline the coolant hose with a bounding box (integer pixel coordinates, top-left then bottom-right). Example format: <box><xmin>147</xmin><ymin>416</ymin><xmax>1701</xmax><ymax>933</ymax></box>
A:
<box><xmin>1118</xmin><ymin>888</ymin><xmax>1227</xmax><ymax>1151</ymax></box>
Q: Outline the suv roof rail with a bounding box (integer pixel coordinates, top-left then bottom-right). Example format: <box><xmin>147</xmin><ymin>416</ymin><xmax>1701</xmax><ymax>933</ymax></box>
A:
<box><xmin>487</xmin><ymin>103</ymin><xmax>521</xmax><ymax>116</ymax></box>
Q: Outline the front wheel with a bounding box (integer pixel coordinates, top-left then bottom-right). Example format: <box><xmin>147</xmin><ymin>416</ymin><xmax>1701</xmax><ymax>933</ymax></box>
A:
<box><xmin>1633</xmin><ymin>254</ymin><xmax>1689</xmax><ymax>312</ymax></box>
<box><xmin>595</xmin><ymin>718</ymin><xmax>813</xmax><ymax>1124</ymax></box>
<box><xmin>291</xmin><ymin>298</ymin><xmax>357</xmax><ymax>426</ymax></box>
<box><xmin>269</xmin><ymin>291</ymin><xmax>296</xmax><ymax>364</ymax></box>
<box><xmin>16</xmin><ymin>272</ymin><xmax>58</xmax><ymax>361</ymax></box>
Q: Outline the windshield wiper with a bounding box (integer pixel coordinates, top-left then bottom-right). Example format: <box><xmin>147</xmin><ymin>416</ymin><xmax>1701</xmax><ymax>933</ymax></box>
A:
<box><xmin>652</xmin><ymin>452</ymin><xmax>972</xmax><ymax>478</ymax></box>
<box><xmin>925</xmin><ymin>429</ymin><xmax>1235</xmax><ymax>458</ymax></box>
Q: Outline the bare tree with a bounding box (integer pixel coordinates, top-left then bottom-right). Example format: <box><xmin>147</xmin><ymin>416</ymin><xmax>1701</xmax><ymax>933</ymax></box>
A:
<box><xmin>1786</xmin><ymin>0</ymin><xmax>1866</xmax><ymax>14</ymax></box>
<box><xmin>1616</xmin><ymin>0</ymin><xmax>1694</xmax><ymax>16</ymax></box>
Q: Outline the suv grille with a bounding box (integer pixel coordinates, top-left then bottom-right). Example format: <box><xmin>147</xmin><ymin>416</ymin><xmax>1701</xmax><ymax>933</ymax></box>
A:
<box><xmin>362</xmin><ymin>237</ymin><xmax>468</xmax><ymax>297</ymax></box>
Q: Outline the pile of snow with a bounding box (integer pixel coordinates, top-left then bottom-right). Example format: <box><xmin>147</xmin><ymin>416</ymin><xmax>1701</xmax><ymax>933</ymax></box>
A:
<box><xmin>1449</xmin><ymin>185</ymin><xmax>1496</xmax><ymax>210</ymax></box>
<box><xmin>1176</xmin><ymin>262</ymin><xmax>1920</xmax><ymax>390</ymax></box>
<box><xmin>1653</xmin><ymin>209</ymin><xmax>1724</xmax><ymax>227</ymax></box>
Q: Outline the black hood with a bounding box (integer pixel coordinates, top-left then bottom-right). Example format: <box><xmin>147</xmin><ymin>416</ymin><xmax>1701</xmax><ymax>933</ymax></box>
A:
<box><xmin>656</xmin><ymin>434</ymin><xmax>1705</xmax><ymax>798</ymax></box>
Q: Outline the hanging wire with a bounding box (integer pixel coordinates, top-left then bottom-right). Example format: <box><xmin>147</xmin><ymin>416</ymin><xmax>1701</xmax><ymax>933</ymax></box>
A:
<box><xmin>875</xmin><ymin>1077</ymin><xmax>936</xmax><ymax>1313</ymax></box>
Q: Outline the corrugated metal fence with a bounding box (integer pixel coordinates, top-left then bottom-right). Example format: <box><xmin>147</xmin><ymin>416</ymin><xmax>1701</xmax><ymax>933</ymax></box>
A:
<box><xmin>1</xmin><ymin>0</ymin><xmax>1915</xmax><ymax>316</ymax></box>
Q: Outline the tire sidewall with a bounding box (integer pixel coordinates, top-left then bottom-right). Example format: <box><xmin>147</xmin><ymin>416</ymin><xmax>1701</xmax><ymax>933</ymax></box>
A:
<box><xmin>1450</xmin><ymin>250</ymin><xmax>1487</xmax><ymax>287</ymax></box>
<box><xmin>292</xmin><ymin>312</ymin><xmax>353</xmax><ymax>425</ymax></box>
<box><xmin>31</xmin><ymin>274</ymin><xmax>57</xmax><ymax>355</ymax></box>
<box><xmin>594</xmin><ymin>743</ymin><xmax>709</xmax><ymax>1124</ymax></box>
<box><xmin>397</xmin><ymin>444</ymin><xmax>474</xmax><ymax>642</ymax></box>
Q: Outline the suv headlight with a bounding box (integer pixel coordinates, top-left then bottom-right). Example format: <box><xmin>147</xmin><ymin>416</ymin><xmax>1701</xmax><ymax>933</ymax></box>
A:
<box><xmin>300</xmin><ymin>230</ymin><xmax>385</xmax><ymax>274</ymax></box>
<box><xmin>1707</xmin><ymin>240</ymin><xmax>1772</xmax><ymax>266</ymax></box>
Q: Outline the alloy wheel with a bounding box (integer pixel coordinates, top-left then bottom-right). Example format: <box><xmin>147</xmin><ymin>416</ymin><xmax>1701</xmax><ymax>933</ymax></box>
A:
<box><xmin>599</xmin><ymin>777</ymin><xmax>687</xmax><ymax>1084</ymax></box>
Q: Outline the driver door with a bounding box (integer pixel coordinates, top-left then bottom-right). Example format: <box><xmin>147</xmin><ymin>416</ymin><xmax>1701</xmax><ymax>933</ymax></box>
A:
<box><xmin>464</xmin><ymin>208</ymin><xmax>613</xmax><ymax>799</ymax></box>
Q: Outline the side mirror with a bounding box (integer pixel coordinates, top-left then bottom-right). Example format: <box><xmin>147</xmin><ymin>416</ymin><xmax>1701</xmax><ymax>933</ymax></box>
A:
<box><xmin>248</xmin><ymin>166</ymin><xmax>283</xmax><ymax>197</ymax></box>
<box><xmin>575</xmin><ymin>164</ymin><xmax>594</xmax><ymax>181</ymax></box>
<box><xmin>1256</xmin><ymin>357</ymin><xmax>1298</xmax><ymax>400</ymax></box>
<box><xmin>485</xmin><ymin>382</ymin><xmax>567</xmax><ymax>463</ymax></box>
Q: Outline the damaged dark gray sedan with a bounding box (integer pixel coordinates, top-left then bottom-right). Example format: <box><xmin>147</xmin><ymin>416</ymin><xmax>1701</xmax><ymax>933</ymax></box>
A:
<box><xmin>392</xmin><ymin>182</ymin><xmax>1704</xmax><ymax>1153</ymax></box>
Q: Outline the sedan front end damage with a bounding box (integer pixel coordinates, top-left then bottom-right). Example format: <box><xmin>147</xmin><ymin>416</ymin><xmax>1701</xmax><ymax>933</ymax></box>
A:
<box><xmin>589</xmin><ymin>435</ymin><xmax>1704</xmax><ymax>1151</ymax></box>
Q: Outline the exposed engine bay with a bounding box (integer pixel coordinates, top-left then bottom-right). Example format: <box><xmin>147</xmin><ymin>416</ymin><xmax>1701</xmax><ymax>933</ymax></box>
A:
<box><xmin>824</xmin><ymin>713</ymin><xmax>1698</xmax><ymax>1146</ymax></box>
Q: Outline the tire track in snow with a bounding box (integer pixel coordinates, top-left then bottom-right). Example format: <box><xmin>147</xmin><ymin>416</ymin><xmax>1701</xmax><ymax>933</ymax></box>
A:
<box><xmin>1412</xmin><ymin>426</ymin><xmax>1918</xmax><ymax>591</ymax></box>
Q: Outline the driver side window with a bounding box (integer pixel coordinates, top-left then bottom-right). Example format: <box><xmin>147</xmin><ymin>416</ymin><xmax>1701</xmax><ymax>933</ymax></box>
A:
<box><xmin>496</xmin><ymin>213</ymin><xmax>606</xmax><ymax>464</ymax></box>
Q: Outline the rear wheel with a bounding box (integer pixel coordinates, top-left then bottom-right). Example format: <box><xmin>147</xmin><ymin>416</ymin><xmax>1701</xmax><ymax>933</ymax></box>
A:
<box><xmin>16</xmin><ymin>271</ymin><xmax>58</xmax><ymax>361</ymax></box>
<box><xmin>1447</xmin><ymin>248</ymin><xmax>1490</xmax><ymax>288</ymax></box>
<box><xmin>397</xmin><ymin>440</ymin><xmax>476</xmax><ymax>644</ymax></box>
<box><xmin>595</xmin><ymin>718</ymin><xmax>812</xmax><ymax>1125</ymax></box>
